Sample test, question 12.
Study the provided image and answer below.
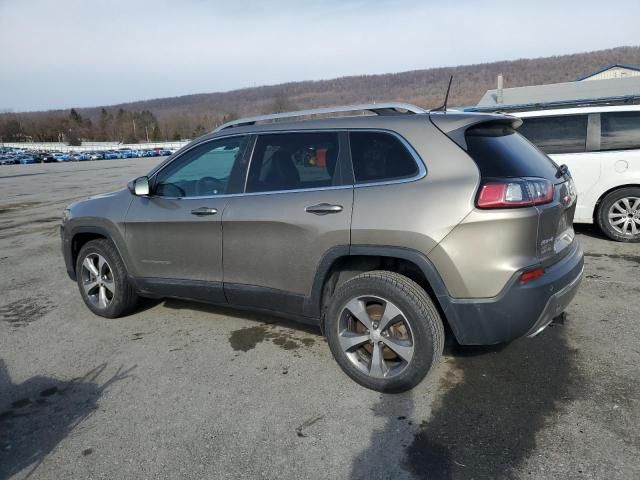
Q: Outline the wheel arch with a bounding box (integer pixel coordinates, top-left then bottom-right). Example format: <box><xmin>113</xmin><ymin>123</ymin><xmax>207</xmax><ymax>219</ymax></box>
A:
<box><xmin>307</xmin><ymin>245</ymin><xmax>457</xmax><ymax>337</ymax></box>
<box><xmin>65</xmin><ymin>225</ymin><xmax>130</xmax><ymax>280</ymax></box>
<box><xmin>593</xmin><ymin>183</ymin><xmax>640</xmax><ymax>222</ymax></box>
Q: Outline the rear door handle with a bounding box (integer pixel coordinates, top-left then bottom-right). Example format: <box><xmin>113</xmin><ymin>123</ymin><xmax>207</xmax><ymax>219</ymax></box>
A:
<box><xmin>191</xmin><ymin>207</ymin><xmax>218</xmax><ymax>216</ymax></box>
<box><xmin>305</xmin><ymin>203</ymin><xmax>343</xmax><ymax>215</ymax></box>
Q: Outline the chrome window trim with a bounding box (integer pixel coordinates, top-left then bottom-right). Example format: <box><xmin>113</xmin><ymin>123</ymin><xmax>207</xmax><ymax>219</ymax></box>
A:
<box><xmin>151</xmin><ymin>128</ymin><xmax>426</xmax><ymax>200</ymax></box>
<box><xmin>153</xmin><ymin>184</ymin><xmax>355</xmax><ymax>201</ymax></box>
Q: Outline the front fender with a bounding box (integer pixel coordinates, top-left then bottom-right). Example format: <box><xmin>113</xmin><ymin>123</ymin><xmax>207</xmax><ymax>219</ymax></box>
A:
<box><xmin>61</xmin><ymin>189</ymin><xmax>134</xmax><ymax>280</ymax></box>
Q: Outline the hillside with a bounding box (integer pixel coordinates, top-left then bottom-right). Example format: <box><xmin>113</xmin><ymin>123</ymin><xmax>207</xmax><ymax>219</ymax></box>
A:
<box><xmin>2</xmin><ymin>46</ymin><xmax>640</xmax><ymax>142</ymax></box>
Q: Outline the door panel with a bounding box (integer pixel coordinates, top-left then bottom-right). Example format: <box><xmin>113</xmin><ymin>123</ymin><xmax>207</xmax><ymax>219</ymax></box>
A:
<box><xmin>222</xmin><ymin>188</ymin><xmax>353</xmax><ymax>306</ymax></box>
<box><xmin>123</xmin><ymin>135</ymin><xmax>250</xmax><ymax>303</ymax></box>
<box><xmin>125</xmin><ymin>195</ymin><xmax>227</xmax><ymax>284</ymax></box>
<box><xmin>221</xmin><ymin>130</ymin><xmax>353</xmax><ymax>314</ymax></box>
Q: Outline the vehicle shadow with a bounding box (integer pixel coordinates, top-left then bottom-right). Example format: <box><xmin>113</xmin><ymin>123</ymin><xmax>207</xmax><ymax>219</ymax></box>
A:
<box><xmin>349</xmin><ymin>322</ymin><xmax>581</xmax><ymax>480</ymax></box>
<box><xmin>574</xmin><ymin>223</ymin><xmax>608</xmax><ymax>241</ymax></box>
<box><xmin>0</xmin><ymin>360</ymin><xmax>136</xmax><ymax>479</ymax></box>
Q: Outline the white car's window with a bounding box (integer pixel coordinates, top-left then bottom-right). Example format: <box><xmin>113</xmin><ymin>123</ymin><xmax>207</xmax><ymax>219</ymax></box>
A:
<box><xmin>518</xmin><ymin>115</ymin><xmax>588</xmax><ymax>154</ymax></box>
<box><xmin>601</xmin><ymin>112</ymin><xmax>640</xmax><ymax>151</ymax></box>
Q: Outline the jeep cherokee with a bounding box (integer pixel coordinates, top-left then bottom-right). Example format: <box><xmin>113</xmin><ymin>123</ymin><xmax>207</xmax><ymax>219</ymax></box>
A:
<box><xmin>61</xmin><ymin>102</ymin><xmax>584</xmax><ymax>392</ymax></box>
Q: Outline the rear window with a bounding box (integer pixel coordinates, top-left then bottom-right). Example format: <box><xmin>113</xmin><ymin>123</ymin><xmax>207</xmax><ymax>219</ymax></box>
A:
<box><xmin>600</xmin><ymin>111</ymin><xmax>640</xmax><ymax>151</ymax></box>
<box><xmin>349</xmin><ymin>131</ymin><xmax>418</xmax><ymax>183</ymax></box>
<box><xmin>518</xmin><ymin>115</ymin><xmax>587</xmax><ymax>154</ymax></box>
<box><xmin>465</xmin><ymin>125</ymin><xmax>559</xmax><ymax>180</ymax></box>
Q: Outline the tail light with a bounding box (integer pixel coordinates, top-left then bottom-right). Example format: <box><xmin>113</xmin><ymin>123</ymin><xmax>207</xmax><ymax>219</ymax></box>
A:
<box><xmin>476</xmin><ymin>178</ymin><xmax>554</xmax><ymax>209</ymax></box>
<box><xmin>519</xmin><ymin>267</ymin><xmax>545</xmax><ymax>282</ymax></box>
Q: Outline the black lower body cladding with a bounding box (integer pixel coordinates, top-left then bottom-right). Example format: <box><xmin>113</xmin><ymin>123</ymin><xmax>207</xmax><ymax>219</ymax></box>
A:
<box><xmin>444</xmin><ymin>240</ymin><xmax>584</xmax><ymax>345</ymax></box>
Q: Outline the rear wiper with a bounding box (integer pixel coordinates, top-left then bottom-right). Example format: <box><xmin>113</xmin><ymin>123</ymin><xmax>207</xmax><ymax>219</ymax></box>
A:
<box><xmin>555</xmin><ymin>164</ymin><xmax>569</xmax><ymax>179</ymax></box>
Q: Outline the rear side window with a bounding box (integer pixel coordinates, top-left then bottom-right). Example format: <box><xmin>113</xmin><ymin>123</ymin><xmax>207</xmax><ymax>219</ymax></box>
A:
<box><xmin>465</xmin><ymin>125</ymin><xmax>558</xmax><ymax>180</ymax></box>
<box><xmin>246</xmin><ymin>132</ymin><xmax>344</xmax><ymax>193</ymax></box>
<box><xmin>518</xmin><ymin>115</ymin><xmax>587</xmax><ymax>154</ymax></box>
<box><xmin>349</xmin><ymin>132</ymin><xmax>418</xmax><ymax>183</ymax></box>
<box><xmin>600</xmin><ymin>112</ymin><xmax>640</xmax><ymax>151</ymax></box>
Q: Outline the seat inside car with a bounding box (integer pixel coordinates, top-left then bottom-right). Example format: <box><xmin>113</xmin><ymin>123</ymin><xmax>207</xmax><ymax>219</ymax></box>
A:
<box><xmin>263</xmin><ymin>149</ymin><xmax>300</xmax><ymax>191</ymax></box>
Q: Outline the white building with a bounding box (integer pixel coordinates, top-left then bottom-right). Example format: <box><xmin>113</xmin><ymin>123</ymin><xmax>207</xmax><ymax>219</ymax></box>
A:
<box><xmin>576</xmin><ymin>64</ymin><xmax>640</xmax><ymax>81</ymax></box>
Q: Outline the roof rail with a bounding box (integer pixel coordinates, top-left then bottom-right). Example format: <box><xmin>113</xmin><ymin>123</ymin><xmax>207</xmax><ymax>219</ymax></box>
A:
<box><xmin>213</xmin><ymin>102</ymin><xmax>427</xmax><ymax>132</ymax></box>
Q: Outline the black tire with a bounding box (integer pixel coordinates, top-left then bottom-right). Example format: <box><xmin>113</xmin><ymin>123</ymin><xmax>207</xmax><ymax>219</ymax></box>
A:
<box><xmin>596</xmin><ymin>187</ymin><xmax>640</xmax><ymax>243</ymax></box>
<box><xmin>325</xmin><ymin>271</ymin><xmax>444</xmax><ymax>393</ymax></box>
<box><xmin>75</xmin><ymin>239</ymin><xmax>139</xmax><ymax>318</ymax></box>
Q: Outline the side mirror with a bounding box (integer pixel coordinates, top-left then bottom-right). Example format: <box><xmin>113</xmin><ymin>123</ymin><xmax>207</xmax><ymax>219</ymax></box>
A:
<box><xmin>128</xmin><ymin>176</ymin><xmax>150</xmax><ymax>196</ymax></box>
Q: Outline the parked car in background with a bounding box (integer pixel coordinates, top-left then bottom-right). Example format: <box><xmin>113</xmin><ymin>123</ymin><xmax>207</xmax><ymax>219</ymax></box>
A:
<box><xmin>103</xmin><ymin>151</ymin><xmax>120</xmax><ymax>159</ymax></box>
<box><xmin>17</xmin><ymin>155</ymin><xmax>36</xmax><ymax>164</ymax></box>
<box><xmin>158</xmin><ymin>149</ymin><xmax>173</xmax><ymax>156</ymax></box>
<box><xmin>52</xmin><ymin>152</ymin><xmax>69</xmax><ymax>162</ymax></box>
<box><xmin>0</xmin><ymin>155</ymin><xmax>17</xmax><ymax>165</ymax></box>
<box><xmin>61</xmin><ymin>102</ymin><xmax>583</xmax><ymax>392</ymax></box>
<box><xmin>118</xmin><ymin>148</ymin><xmax>135</xmax><ymax>158</ymax></box>
<box><xmin>89</xmin><ymin>151</ymin><xmax>105</xmax><ymax>160</ymax></box>
<box><xmin>35</xmin><ymin>152</ymin><xmax>56</xmax><ymax>163</ymax></box>
<box><xmin>69</xmin><ymin>152</ymin><xmax>90</xmax><ymax>161</ymax></box>
<box><xmin>516</xmin><ymin>105</ymin><xmax>640</xmax><ymax>242</ymax></box>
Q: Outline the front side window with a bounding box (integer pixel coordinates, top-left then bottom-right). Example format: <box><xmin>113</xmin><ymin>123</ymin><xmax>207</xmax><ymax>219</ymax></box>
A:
<box><xmin>246</xmin><ymin>132</ymin><xmax>343</xmax><ymax>193</ymax></box>
<box><xmin>349</xmin><ymin>131</ymin><xmax>419</xmax><ymax>183</ymax></box>
<box><xmin>518</xmin><ymin>115</ymin><xmax>587</xmax><ymax>154</ymax></box>
<box><xmin>154</xmin><ymin>136</ymin><xmax>249</xmax><ymax>197</ymax></box>
<box><xmin>600</xmin><ymin>111</ymin><xmax>640</xmax><ymax>151</ymax></box>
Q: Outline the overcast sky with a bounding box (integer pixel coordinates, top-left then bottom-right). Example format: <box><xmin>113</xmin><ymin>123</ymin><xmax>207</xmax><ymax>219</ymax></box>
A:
<box><xmin>1</xmin><ymin>0</ymin><xmax>639</xmax><ymax>112</ymax></box>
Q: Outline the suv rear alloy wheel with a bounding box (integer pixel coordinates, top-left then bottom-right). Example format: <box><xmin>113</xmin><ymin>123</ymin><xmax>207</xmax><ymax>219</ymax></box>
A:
<box><xmin>76</xmin><ymin>239</ymin><xmax>139</xmax><ymax>318</ymax></box>
<box><xmin>597</xmin><ymin>187</ymin><xmax>640</xmax><ymax>243</ymax></box>
<box><xmin>325</xmin><ymin>271</ymin><xmax>444</xmax><ymax>393</ymax></box>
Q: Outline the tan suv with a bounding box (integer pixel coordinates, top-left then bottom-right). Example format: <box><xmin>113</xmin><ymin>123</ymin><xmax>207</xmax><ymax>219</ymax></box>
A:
<box><xmin>61</xmin><ymin>103</ymin><xmax>584</xmax><ymax>392</ymax></box>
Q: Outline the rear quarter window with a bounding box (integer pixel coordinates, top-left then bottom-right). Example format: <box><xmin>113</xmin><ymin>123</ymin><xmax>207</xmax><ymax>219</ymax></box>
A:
<box><xmin>349</xmin><ymin>131</ymin><xmax>418</xmax><ymax>183</ymax></box>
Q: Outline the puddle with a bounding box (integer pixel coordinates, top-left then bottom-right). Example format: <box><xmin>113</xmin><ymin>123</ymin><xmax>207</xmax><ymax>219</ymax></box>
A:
<box><xmin>229</xmin><ymin>324</ymin><xmax>316</xmax><ymax>352</ymax></box>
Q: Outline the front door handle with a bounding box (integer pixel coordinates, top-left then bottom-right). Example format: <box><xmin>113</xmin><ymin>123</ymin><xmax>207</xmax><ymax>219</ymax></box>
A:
<box><xmin>305</xmin><ymin>203</ymin><xmax>343</xmax><ymax>215</ymax></box>
<box><xmin>191</xmin><ymin>207</ymin><xmax>218</xmax><ymax>216</ymax></box>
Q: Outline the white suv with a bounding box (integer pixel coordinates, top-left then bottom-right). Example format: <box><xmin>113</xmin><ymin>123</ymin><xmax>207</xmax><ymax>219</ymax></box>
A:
<box><xmin>516</xmin><ymin>105</ymin><xmax>640</xmax><ymax>242</ymax></box>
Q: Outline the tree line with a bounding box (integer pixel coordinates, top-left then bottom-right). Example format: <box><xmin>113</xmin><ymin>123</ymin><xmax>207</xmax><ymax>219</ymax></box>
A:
<box><xmin>0</xmin><ymin>108</ymin><xmax>170</xmax><ymax>145</ymax></box>
<box><xmin>2</xmin><ymin>46</ymin><xmax>639</xmax><ymax>145</ymax></box>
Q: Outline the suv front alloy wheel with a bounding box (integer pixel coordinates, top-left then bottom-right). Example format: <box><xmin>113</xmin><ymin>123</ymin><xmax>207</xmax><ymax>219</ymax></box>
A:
<box><xmin>76</xmin><ymin>239</ymin><xmax>139</xmax><ymax>318</ymax></box>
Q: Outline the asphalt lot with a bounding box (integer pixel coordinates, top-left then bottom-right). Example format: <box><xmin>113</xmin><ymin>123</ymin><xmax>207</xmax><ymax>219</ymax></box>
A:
<box><xmin>0</xmin><ymin>158</ymin><xmax>638</xmax><ymax>480</ymax></box>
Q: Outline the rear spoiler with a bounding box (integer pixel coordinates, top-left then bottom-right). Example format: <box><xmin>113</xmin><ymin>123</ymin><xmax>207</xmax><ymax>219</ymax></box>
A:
<box><xmin>429</xmin><ymin>112</ymin><xmax>522</xmax><ymax>150</ymax></box>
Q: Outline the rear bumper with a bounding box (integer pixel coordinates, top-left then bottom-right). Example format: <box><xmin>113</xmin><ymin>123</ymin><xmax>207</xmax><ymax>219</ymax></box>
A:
<box><xmin>443</xmin><ymin>240</ymin><xmax>584</xmax><ymax>345</ymax></box>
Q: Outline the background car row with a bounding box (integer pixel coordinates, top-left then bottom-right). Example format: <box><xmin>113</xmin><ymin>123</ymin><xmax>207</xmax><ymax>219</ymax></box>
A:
<box><xmin>0</xmin><ymin>147</ymin><xmax>174</xmax><ymax>165</ymax></box>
